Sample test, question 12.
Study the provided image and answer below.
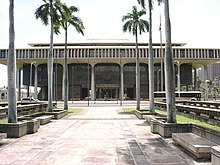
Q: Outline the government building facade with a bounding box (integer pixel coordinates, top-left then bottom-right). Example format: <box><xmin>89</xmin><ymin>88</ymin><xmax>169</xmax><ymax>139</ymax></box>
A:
<box><xmin>0</xmin><ymin>40</ymin><xmax>219</xmax><ymax>101</ymax></box>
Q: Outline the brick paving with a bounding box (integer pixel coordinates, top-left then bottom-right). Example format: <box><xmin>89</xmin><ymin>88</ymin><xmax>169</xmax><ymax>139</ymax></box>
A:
<box><xmin>0</xmin><ymin>102</ymin><xmax>212</xmax><ymax>165</ymax></box>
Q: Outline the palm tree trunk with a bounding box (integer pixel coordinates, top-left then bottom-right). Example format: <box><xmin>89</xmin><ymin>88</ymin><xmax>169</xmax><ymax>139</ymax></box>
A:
<box><xmin>164</xmin><ymin>0</ymin><xmax>176</xmax><ymax>123</ymax></box>
<box><xmin>135</xmin><ymin>29</ymin><xmax>140</xmax><ymax>110</ymax></box>
<box><xmin>48</xmin><ymin>17</ymin><xmax>54</xmax><ymax>112</ymax></box>
<box><xmin>8</xmin><ymin>0</ymin><xmax>17</xmax><ymax>123</ymax></box>
<box><xmin>148</xmin><ymin>0</ymin><xmax>155</xmax><ymax>113</ymax></box>
<box><xmin>64</xmin><ymin>27</ymin><xmax>68</xmax><ymax>110</ymax></box>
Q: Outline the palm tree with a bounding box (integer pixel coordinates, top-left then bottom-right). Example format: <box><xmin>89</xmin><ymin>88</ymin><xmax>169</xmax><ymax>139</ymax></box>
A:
<box><xmin>163</xmin><ymin>0</ymin><xmax>176</xmax><ymax>123</ymax></box>
<box><xmin>122</xmin><ymin>6</ymin><xmax>149</xmax><ymax>110</ymax></box>
<box><xmin>8</xmin><ymin>0</ymin><xmax>17</xmax><ymax>123</ymax></box>
<box><xmin>35</xmin><ymin>0</ymin><xmax>70</xmax><ymax>112</ymax></box>
<box><xmin>55</xmin><ymin>6</ymin><xmax>84</xmax><ymax>110</ymax></box>
<box><xmin>139</xmin><ymin>0</ymin><xmax>176</xmax><ymax>123</ymax></box>
<box><xmin>138</xmin><ymin>0</ymin><xmax>162</xmax><ymax>113</ymax></box>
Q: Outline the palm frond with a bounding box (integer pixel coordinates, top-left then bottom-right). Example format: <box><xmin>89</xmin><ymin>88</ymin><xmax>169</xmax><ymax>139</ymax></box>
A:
<box><xmin>35</xmin><ymin>4</ymin><xmax>50</xmax><ymax>25</ymax></box>
<box><xmin>122</xmin><ymin>13</ymin><xmax>133</xmax><ymax>22</ymax></box>
<box><xmin>53</xmin><ymin>22</ymin><xmax>61</xmax><ymax>35</ymax></box>
<box><xmin>139</xmin><ymin>0</ymin><xmax>146</xmax><ymax>9</ymax></box>
<box><xmin>122</xmin><ymin>20</ymin><xmax>133</xmax><ymax>33</ymax></box>
<box><xmin>69</xmin><ymin>6</ymin><xmax>79</xmax><ymax>12</ymax></box>
<box><xmin>68</xmin><ymin>16</ymin><xmax>85</xmax><ymax>35</ymax></box>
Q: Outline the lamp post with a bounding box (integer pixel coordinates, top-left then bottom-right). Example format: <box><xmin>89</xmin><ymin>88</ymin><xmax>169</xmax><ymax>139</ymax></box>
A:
<box><xmin>29</xmin><ymin>61</ymin><xmax>36</xmax><ymax>97</ymax></box>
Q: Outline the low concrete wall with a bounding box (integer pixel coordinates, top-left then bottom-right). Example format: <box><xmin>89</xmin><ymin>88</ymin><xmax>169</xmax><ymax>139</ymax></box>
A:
<box><xmin>0</xmin><ymin>122</ymin><xmax>27</xmax><ymax>138</ymax></box>
<box><xmin>148</xmin><ymin>115</ymin><xmax>220</xmax><ymax>140</ymax></box>
<box><xmin>150</xmin><ymin>119</ymin><xmax>192</xmax><ymax>138</ymax></box>
<box><xmin>134</xmin><ymin>110</ymin><xmax>155</xmax><ymax>119</ymax></box>
<box><xmin>26</xmin><ymin>119</ymin><xmax>40</xmax><ymax>134</ymax></box>
<box><xmin>192</xmin><ymin>124</ymin><xmax>220</xmax><ymax>145</ymax></box>
<box><xmin>45</xmin><ymin>110</ymin><xmax>68</xmax><ymax>119</ymax></box>
<box><xmin>212</xmin><ymin>146</ymin><xmax>220</xmax><ymax>165</ymax></box>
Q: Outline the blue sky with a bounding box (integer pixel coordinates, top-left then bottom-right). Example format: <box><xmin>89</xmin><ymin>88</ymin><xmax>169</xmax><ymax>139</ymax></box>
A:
<box><xmin>0</xmin><ymin>0</ymin><xmax>220</xmax><ymax>87</ymax></box>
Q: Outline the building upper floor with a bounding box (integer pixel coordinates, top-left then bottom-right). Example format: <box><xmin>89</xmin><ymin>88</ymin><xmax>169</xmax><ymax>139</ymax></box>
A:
<box><xmin>0</xmin><ymin>41</ymin><xmax>220</xmax><ymax>69</ymax></box>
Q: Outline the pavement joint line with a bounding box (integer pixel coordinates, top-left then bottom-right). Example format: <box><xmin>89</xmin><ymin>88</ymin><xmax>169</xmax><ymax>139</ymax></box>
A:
<box><xmin>68</xmin><ymin>118</ymin><xmax>138</xmax><ymax>120</ymax></box>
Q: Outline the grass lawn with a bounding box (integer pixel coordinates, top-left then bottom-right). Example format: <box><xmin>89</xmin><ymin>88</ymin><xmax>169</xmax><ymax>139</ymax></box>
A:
<box><xmin>122</xmin><ymin>108</ymin><xmax>220</xmax><ymax>131</ymax></box>
<box><xmin>121</xmin><ymin>108</ymin><xmax>136</xmax><ymax>114</ymax></box>
<box><xmin>53</xmin><ymin>108</ymin><xmax>82</xmax><ymax>114</ymax></box>
<box><xmin>0</xmin><ymin>118</ymin><xmax>8</xmax><ymax>124</ymax></box>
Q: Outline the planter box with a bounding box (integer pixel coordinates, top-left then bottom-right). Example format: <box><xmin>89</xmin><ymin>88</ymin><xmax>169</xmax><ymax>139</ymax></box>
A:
<box><xmin>212</xmin><ymin>146</ymin><xmax>220</xmax><ymax>165</ymax></box>
<box><xmin>150</xmin><ymin>119</ymin><xmax>192</xmax><ymax>138</ymax></box>
<box><xmin>26</xmin><ymin>119</ymin><xmax>40</xmax><ymax>134</ymax></box>
<box><xmin>0</xmin><ymin>122</ymin><xmax>27</xmax><ymax>138</ymax></box>
<box><xmin>145</xmin><ymin>114</ymin><xmax>167</xmax><ymax>123</ymax></box>
<box><xmin>44</xmin><ymin>110</ymin><xmax>68</xmax><ymax>119</ymax></box>
<box><xmin>134</xmin><ymin>110</ymin><xmax>156</xmax><ymax>119</ymax></box>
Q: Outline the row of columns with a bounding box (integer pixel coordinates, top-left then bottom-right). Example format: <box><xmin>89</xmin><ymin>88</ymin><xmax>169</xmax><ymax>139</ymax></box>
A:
<box><xmin>25</xmin><ymin>63</ymin><xmax>124</xmax><ymax>101</ymax></box>
<box><xmin>17</xmin><ymin>61</ymin><xmax>207</xmax><ymax>101</ymax></box>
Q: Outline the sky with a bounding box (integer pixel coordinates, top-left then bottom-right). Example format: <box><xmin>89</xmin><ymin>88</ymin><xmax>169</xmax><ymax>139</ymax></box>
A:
<box><xmin>0</xmin><ymin>0</ymin><xmax>220</xmax><ymax>87</ymax></box>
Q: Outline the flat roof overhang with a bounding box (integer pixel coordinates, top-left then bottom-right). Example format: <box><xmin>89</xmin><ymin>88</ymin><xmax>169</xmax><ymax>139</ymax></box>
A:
<box><xmin>28</xmin><ymin>42</ymin><xmax>186</xmax><ymax>48</ymax></box>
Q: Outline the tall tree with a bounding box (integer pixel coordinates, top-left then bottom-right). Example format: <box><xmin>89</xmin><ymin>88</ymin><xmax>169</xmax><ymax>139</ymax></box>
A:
<box><xmin>163</xmin><ymin>0</ymin><xmax>176</xmax><ymax>123</ymax></box>
<box><xmin>55</xmin><ymin>5</ymin><xmax>84</xmax><ymax>110</ymax></box>
<box><xmin>139</xmin><ymin>0</ymin><xmax>176</xmax><ymax>123</ymax></box>
<box><xmin>35</xmin><ymin>0</ymin><xmax>70</xmax><ymax>112</ymax></box>
<box><xmin>8</xmin><ymin>0</ymin><xmax>17</xmax><ymax>123</ymax></box>
<box><xmin>138</xmin><ymin>0</ymin><xmax>162</xmax><ymax>113</ymax></box>
<box><xmin>122</xmin><ymin>6</ymin><xmax>149</xmax><ymax>110</ymax></box>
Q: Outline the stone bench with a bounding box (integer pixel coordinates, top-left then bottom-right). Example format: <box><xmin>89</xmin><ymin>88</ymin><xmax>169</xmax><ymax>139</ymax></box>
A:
<box><xmin>212</xmin><ymin>146</ymin><xmax>220</xmax><ymax>165</ymax></box>
<box><xmin>172</xmin><ymin>133</ymin><xmax>218</xmax><ymax>159</ymax></box>
<box><xmin>36</xmin><ymin>115</ymin><xmax>53</xmax><ymax>125</ymax></box>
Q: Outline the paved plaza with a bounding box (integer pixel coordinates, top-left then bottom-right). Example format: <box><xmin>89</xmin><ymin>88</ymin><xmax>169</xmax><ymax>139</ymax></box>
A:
<box><xmin>0</xmin><ymin>101</ymin><xmax>211</xmax><ymax>165</ymax></box>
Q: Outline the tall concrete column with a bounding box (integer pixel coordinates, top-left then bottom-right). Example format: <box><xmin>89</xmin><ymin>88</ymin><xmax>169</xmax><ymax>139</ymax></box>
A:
<box><xmin>91</xmin><ymin>65</ymin><xmax>95</xmax><ymax>101</ymax></box>
<box><xmin>193</xmin><ymin>68</ymin><xmax>197</xmax><ymax>90</ymax></box>
<box><xmin>120</xmin><ymin>64</ymin><xmax>124</xmax><ymax>105</ymax></box>
<box><xmin>175</xmin><ymin>60</ymin><xmax>181</xmax><ymax>91</ymax></box>
<box><xmin>203</xmin><ymin>65</ymin><xmax>208</xmax><ymax>81</ymax></box>
<box><xmin>62</xmin><ymin>64</ymin><xmax>65</xmax><ymax>101</ymax></box>
<box><xmin>34</xmin><ymin>64</ymin><xmax>38</xmax><ymax>99</ymax></box>
<box><xmin>18</xmin><ymin>69</ymin><xmax>21</xmax><ymax>101</ymax></box>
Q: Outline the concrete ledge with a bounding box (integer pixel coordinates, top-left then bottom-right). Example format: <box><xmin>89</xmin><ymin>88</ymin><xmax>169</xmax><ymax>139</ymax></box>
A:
<box><xmin>212</xmin><ymin>146</ymin><xmax>220</xmax><ymax>165</ymax></box>
<box><xmin>26</xmin><ymin>119</ymin><xmax>40</xmax><ymax>134</ymax></box>
<box><xmin>134</xmin><ymin>110</ymin><xmax>155</xmax><ymax>119</ymax></box>
<box><xmin>0</xmin><ymin>133</ymin><xmax>7</xmax><ymax>139</ymax></box>
<box><xmin>173</xmin><ymin>133</ymin><xmax>218</xmax><ymax>159</ymax></box>
<box><xmin>149</xmin><ymin>117</ymin><xmax>192</xmax><ymax>138</ymax></box>
<box><xmin>0</xmin><ymin>122</ymin><xmax>27</xmax><ymax>138</ymax></box>
<box><xmin>192</xmin><ymin>124</ymin><xmax>220</xmax><ymax>144</ymax></box>
<box><xmin>36</xmin><ymin>115</ymin><xmax>53</xmax><ymax>125</ymax></box>
<box><xmin>145</xmin><ymin>114</ymin><xmax>166</xmax><ymax>123</ymax></box>
<box><xmin>45</xmin><ymin>110</ymin><xmax>68</xmax><ymax>119</ymax></box>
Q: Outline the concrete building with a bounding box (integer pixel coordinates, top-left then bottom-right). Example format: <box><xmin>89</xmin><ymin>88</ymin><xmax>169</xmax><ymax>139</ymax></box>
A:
<box><xmin>198</xmin><ymin>62</ymin><xmax>220</xmax><ymax>81</ymax></box>
<box><xmin>0</xmin><ymin>40</ymin><xmax>219</xmax><ymax>101</ymax></box>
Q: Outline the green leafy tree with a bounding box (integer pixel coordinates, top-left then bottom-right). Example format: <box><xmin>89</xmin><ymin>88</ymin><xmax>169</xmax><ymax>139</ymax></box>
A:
<box><xmin>138</xmin><ymin>0</ymin><xmax>162</xmax><ymax>113</ymax></box>
<box><xmin>122</xmin><ymin>6</ymin><xmax>149</xmax><ymax>110</ymax></box>
<box><xmin>35</xmin><ymin>0</ymin><xmax>70</xmax><ymax>112</ymax></box>
<box><xmin>54</xmin><ymin>6</ymin><xmax>85</xmax><ymax>110</ymax></box>
<box><xmin>8</xmin><ymin>0</ymin><xmax>17</xmax><ymax>123</ymax></box>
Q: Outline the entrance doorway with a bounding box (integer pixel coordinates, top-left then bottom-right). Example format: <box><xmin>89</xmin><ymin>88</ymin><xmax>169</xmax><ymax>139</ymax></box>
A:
<box><xmin>96</xmin><ymin>87</ymin><xmax>119</xmax><ymax>100</ymax></box>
